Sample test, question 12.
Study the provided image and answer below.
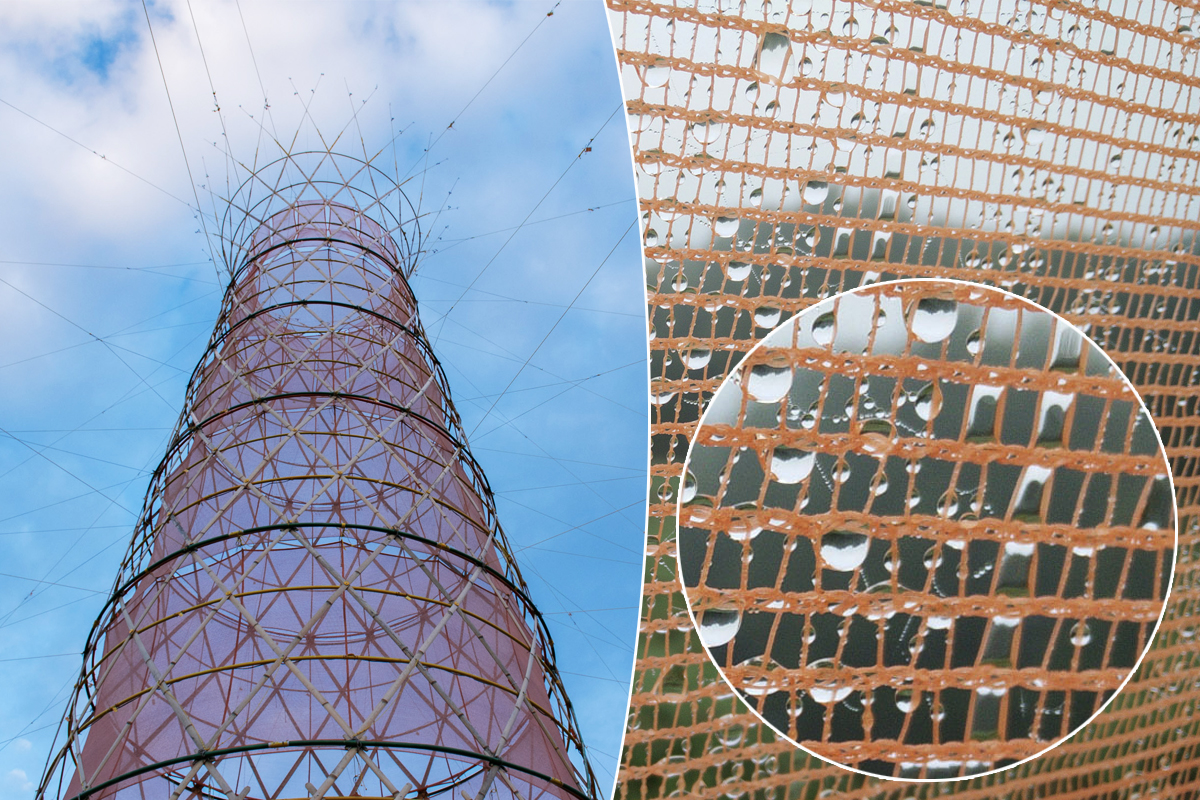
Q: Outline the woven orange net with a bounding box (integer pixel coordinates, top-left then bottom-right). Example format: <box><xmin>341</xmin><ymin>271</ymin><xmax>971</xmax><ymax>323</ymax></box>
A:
<box><xmin>677</xmin><ymin>280</ymin><xmax>1174</xmax><ymax>780</ymax></box>
<box><xmin>608</xmin><ymin>0</ymin><xmax>1200</xmax><ymax>797</ymax></box>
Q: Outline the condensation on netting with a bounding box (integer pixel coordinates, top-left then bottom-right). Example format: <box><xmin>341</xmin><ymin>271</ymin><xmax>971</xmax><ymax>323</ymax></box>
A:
<box><xmin>677</xmin><ymin>281</ymin><xmax>1174</xmax><ymax>780</ymax></box>
<box><xmin>608</xmin><ymin>0</ymin><xmax>1200</xmax><ymax>797</ymax></box>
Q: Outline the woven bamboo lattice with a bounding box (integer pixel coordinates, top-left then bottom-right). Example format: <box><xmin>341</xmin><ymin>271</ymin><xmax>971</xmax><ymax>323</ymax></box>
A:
<box><xmin>37</xmin><ymin>151</ymin><xmax>599</xmax><ymax>800</ymax></box>
<box><xmin>607</xmin><ymin>0</ymin><xmax>1200</xmax><ymax>797</ymax></box>
<box><xmin>677</xmin><ymin>280</ymin><xmax>1174</xmax><ymax>780</ymax></box>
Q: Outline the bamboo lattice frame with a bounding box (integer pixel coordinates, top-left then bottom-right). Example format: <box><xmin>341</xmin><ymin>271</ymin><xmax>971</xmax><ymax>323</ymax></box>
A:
<box><xmin>37</xmin><ymin>151</ymin><xmax>599</xmax><ymax>800</ymax></box>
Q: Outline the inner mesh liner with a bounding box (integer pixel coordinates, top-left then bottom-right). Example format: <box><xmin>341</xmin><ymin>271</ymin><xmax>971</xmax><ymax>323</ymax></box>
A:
<box><xmin>606</xmin><ymin>1</ymin><xmax>1200</xmax><ymax>798</ymax></box>
<box><xmin>677</xmin><ymin>281</ymin><xmax>1173</xmax><ymax>780</ymax></box>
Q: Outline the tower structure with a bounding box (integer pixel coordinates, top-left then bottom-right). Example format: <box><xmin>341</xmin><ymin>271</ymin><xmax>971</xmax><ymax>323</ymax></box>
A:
<box><xmin>38</xmin><ymin>152</ymin><xmax>599</xmax><ymax>800</ymax></box>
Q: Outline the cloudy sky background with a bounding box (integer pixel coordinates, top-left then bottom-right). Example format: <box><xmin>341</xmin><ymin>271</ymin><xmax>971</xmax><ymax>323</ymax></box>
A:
<box><xmin>0</xmin><ymin>1</ymin><xmax>644</xmax><ymax>795</ymax></box>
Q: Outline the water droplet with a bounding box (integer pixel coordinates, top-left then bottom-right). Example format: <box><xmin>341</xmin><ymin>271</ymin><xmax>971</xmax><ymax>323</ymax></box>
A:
<box><xmin>820</xmin><ymin>527</ymin><xmax>870</xmax><ymax>571</ymax></box>
<box><xmin>682</xmin><ymin>471</ymin><xmax>698</xmax><ymax>503</ymax></box>
<box><xmin>807</xmin><ymin>659</ymin><xmax>852</xmax><ymax>704</ymax></box>
<box><xmin>911</xmin><ymin>297</ymin><xmax>958</xmax><ymax>343</ymax></box>
<box><xmin>756</xmin><ymin>31</ymin><xmax>793</xmax><ymax>78</ymax></box>
<box><xmin>713</xmin><ymin>216</ymin><xmax>739</xmax><ymax>238</ymax></box>
<box><xmin>769</xmin><ymin>448</ymin><xmax>816</xmax><ymax>484</ymax></box>
<box><xmin>966</xmin><ymin>330</ymin><xmax>982</xmax><ymax>355</ymax></box>
<box><xmin>641</xmin><ymin>63</ymin><xmax>670</xmax><ymax>87</ymax></box>
<box><xmin>682</xmin><ymin>348</ymin><xmax>712</xmax><ymax>370</ymax></box>
<box><xmin>728</xmin><ymin>504</ymin><xmax>763</xmax><ymax>542</ymax></box>
<box><xmin>913</xmin><ymin>382</ymin><xmax>943</xmax><ymax>421</ymax></box>
<box><xmin>927</xmin><ymin>616</ymin><xmax>952</xmax><ymax>630</ymax></box>
<box><xmin>690</xmin><ymin>120</ymin><xmax>725</xmax><ymax>144</ymax></box>
<box><xmin>747</xmin><ymin>362</ymin><xmax>793</xmax><ymax>403</ymax></box>
<box><xmin>802</xmin><ymin>180</ymin><xmax>829</xmax><ymax>206</ymax></box>
<box><xmin>812</xmin><ymin>311</ymin><xmax>836</xmax><ymax>345</ymax></box>
<box><xmin>895</xmin><ymin>688</ymin><xmax>915</xmax><ymax>713</ymax></box>
<box><xmin>698</xmin><ymin>608</ymin><xmax>742</xmax><ymax>647</ymax></box>
<box><xmin>739</xmin><ymin>656</ymin><xmax>782</xmax><ymax>696</ymax></box>
<box><xmin>725</xmin><ymin>260</ymin><xmax>752</xmax><ymax>281</ymax></box>
<box><xmin>1070</xmin><ymin>621</ymin><xmax>1092</xmax><ymax>647</ymax></box>
<box><xmin>754</xmin><ymin>306</ymin><xmax>782</xmax><ymax>328</ymax></box>
<box><xmin>749</xmin><ymin>187</ymin><xmax>763</xmax><ymax>206</ymax></box>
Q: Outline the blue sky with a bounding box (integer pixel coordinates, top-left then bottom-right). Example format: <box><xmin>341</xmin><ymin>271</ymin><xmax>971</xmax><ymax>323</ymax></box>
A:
<box><xmin>0</xmin><ymin>1</ymin><xmax>644</xmax><ymax>795</ymax></box>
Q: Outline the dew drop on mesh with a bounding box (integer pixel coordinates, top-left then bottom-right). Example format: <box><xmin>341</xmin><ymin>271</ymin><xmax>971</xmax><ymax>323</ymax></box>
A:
<box><xmin>739</xmin><ymin>656</ymin><xmax>780</xmax><ymax>696</ymax></box>
<box><xmin>682</xmin><ymin>470</ymin><xmax>699</xmax><ymax>503</ymax></box>
<box><xmin>769</xmin><ymin>447</ymin><xmax>816</xmax><ymax>484</ymax></box>
<box><xmin>911</xmin><ymin>296</ymin><xmax>958</xmax><ymax>343</ymax></box>
<box><xmin>727</xmin><ymin>510</ymin><xmax>763</xmax><ymax>542</ymax></box>
<box><xmin>690</xmin><ymin>120</ymin><xmax>725</xmax><ymax>144</ymax></box>
<box><xmin>802</xmin><ymin>180</ymin><xmax>830</xmax><ymax>206</ymax></box>
<box><xmin>747</xmin><ymin>363</ymin><xmax>793</xmax><ymax>403</ymax></box>
<box><xmin>713</xmin><ymin>216</ymin><xmax>740</xmax><ymax>237</ymax></box>
<box><xmin>1070</xmin><ymin>621</ymin><xmax>1092</xmax><ymax>647</ymax></box>
<box><xmin>820</xmin><ymin>529</ymin><xmax>870</xmax><ymax>571</ymax></box>
<box><xmin>726</xmin><ymin>260</ymin><xmax>752</xmax><ymax>281</ymax></box>
<box><xmin>641</xmin><ymin>63</ymin><xmax>670</xmax><ymax>87</ymax></box>
<box><xmin>913</xmin><ymin>382</ymin><xmax>942</xmax><ymax>421</ymax></box>
<box><xmin>682</xmin><ymin>348</ymin><xmax>713</xmax><ymax>370</ymax></box>
<box><xmin>756</xmin><ymin>32</ymin><xmax>792</xmax><ymax>78</ymax></box>
<box><xmin>966</xmin><ymin>329</ymin><xmax>982</xmax><ymax>355</ymax></box>
<box><xmin>807</xmin><ymin>658</ymin><xmax>853</xmax><ymax>704</ymax></box>
<box><xmin>755</xmin><ymin>306</ymin><xmax>782</xmax><ymax>328</ymax></box>
<box><xmin>698</xmin><ymin>608</ymin><xmax>742</xmax><ymax>647</ymax></box>
<box><xmin>812</xmin><ymin>311</ymin><xmax>835</xmax><ymax>345</ymax></box>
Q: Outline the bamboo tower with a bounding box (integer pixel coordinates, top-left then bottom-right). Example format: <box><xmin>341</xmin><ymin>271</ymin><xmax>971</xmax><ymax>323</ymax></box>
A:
<box><xmin>37</xmin><ymin>150</ymin><xmax>599</xmax><ymax>800</ymax></box>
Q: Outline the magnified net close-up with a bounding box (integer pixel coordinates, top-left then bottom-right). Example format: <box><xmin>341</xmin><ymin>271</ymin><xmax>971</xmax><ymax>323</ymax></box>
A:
<box><xmin>678</xmin><ymin>280</ymin><xmax>1175</xmax><ymax>781</ymax></box>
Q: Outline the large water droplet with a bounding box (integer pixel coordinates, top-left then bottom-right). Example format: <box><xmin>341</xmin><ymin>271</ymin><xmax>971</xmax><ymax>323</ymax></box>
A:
<box><xmin>727</xmin><ymin>504</ymin><xmax>763</xmax><ymax>542</ymax></box>
<box><xmin>913</xmin><ymin>382</ymin><xmax>943</xmax><ymax>421</ymax></box>
<box><xmin>807</xmin><ymin>658</ymin><xmax>852</xmax><ymax>704</ymax></box>
<box><xmin>769</xmin><ymin>447</ymin><xmax>815</xmax><ymax>484</ymax></box>
<box><xmin>812</xmin><ymin>311</ymin><xmax>835</xmax><ymax>345</ymax></box>
<box><xmin>911</xmin><ymin>297</ymin><xmax>958</xmax><ymax>343</ymax></box>
<box><xmin>754</xmin><ymin>306</ymin><xmax>782</xmax><ymax>328</ymax></box>
<box><xmin>690</xmin><ymin>120</ymin><xmax>725</xmax><ymax>144</ymax></box>
<box><xmin>820</xmin><ymin>528</ymin><xmax>870</xmax><ymax>571</ymax></box>
<box><xmin>756</xmin><ymin>32</ymin><xmax>793</xmax><ymax>78</ymax></box>
<box><xmin>682</xmin><ymin>348</ymin><xmax>713</xmax><ymax>370</ymax></box>
<box><xmin>682</xmin><ymin>471</ymin><xmax>699</xmax><ymax>503</ymax></box>
<box><xmin>726</xmin><ymin>260</ymin><xmax>752</xmax><ymax>281</ymax></box>
<box><xmin>1070</xmin><ymin>621</ymin><xmax>1092</xmax><ymax>647</ymax></box>
<box><xmin>747</xmin><ymin>363</ymin><xmax>793</xmax><ymax>403</ymax></box>
<box><xmin>641</xmin><ymin>63</ymin><xmax>670</xmax><ymax>87</ymax></box>
<box><xmin>802</xmin><ymin>180</ymin><xmax>830</xmax><ymax>206</ymax></box>
<box><xmin>713</xmin><ymin>216</ymin><xmax>740</xmax><ymax>238</ymax></box>
<box><xmin>698</xmin><ymin>608</ymin><xmax>742</xmax><ymax>647</ymax></box>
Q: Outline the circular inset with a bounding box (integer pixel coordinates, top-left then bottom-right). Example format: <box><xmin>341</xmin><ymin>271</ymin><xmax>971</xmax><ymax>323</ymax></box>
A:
<box><xmin>678</xmin><ymin>280</ymin><xmax>1176</xmax><ymax>781</ymax></box>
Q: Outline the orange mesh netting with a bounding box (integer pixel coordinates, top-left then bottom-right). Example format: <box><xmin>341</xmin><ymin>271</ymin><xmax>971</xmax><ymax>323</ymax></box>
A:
<box><xmin>606</xmin><ymin>1</ymin><xmax>1200</xmax><ymax>798</ymax></box>
<box><xmin>37</xmin><ymin>152</ymin><xmax>598</xmax><ymax>800</ymax></box>
<box><xmin>677</xmin><ymin>280</ymin><xmax>1174</xmax><ymax>780</ymax></box>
